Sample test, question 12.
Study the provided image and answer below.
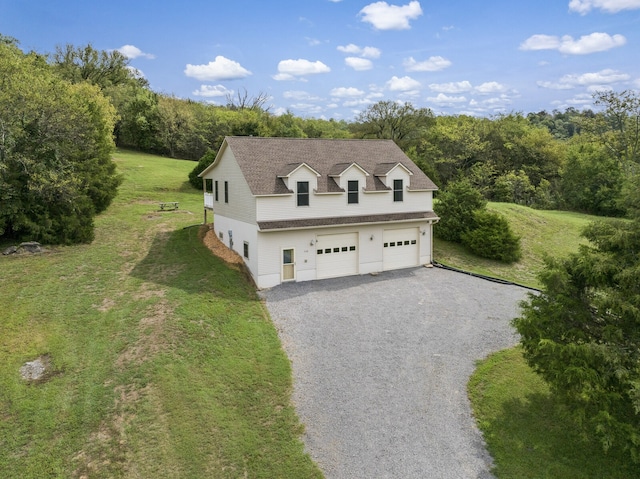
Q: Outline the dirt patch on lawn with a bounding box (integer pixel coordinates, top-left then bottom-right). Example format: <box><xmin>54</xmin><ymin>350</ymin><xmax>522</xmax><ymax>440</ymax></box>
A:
<box><xmin>115</xmin><ymin>298</ymin><xmax>175</xmax><ymax>369</ymax></box>
<box><xmin>200</xmin><ymin>225</ymin><xmax>244</xmax><ymax>266</ymax></box>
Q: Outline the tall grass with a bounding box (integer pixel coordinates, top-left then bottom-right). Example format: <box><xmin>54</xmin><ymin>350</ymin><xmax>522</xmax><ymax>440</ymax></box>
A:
<box><xmin>0</xmin><ymin>149</ymin><xmax>321</xmax><ymax>478</ymax></box>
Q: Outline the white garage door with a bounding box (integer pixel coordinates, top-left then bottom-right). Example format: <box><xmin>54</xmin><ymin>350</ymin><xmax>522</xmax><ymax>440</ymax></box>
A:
<box><xmin>316</xmin><ymin>232</ymin><xmax>359</xmax><ymax>279</ymax></box>
<box><xmin>383</xmin><ymin>228</ymin><xmax>419</xmax><ymax>271</ymax></box>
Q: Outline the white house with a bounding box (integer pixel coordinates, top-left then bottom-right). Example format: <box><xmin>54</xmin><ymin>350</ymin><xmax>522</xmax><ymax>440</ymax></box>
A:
<box><xmin>199</xmin><ymin>136</ymin><xmax>439</xmax><ymax>288</ymax></box>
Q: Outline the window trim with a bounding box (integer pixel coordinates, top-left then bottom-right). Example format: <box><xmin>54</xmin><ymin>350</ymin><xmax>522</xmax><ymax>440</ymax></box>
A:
<box><xmin>347</xmin><ymin>180</ymin><xmax>359</xmax><ymax>204</ymax></box>
<box><xmin>243</xmin><ymin>241</ymin><xmax>249</xmax><ymax>259</ymax></box>
<box><xmin>393</xmin><ymin>179</ymin><xmax>403</xmax><ymax>202</ymax></box>
<box><xmin>297</xmin><ymin>181</ymin><xmax>310</xmax><ymax>207</ymax></box>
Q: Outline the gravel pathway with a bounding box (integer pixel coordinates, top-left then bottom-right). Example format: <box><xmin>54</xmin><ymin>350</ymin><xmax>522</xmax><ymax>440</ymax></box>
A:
<box><xmin>261</xmin><ymin>266</ymin><xmax>531</xmax><ymax>479</ymax></box>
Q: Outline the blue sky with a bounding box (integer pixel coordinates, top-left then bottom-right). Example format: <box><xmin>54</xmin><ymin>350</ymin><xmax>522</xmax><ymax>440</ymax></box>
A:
<box><xmin>2</xmin><ymin>0</ymin><xmax>640</xmax><ymax>119</ymax></box>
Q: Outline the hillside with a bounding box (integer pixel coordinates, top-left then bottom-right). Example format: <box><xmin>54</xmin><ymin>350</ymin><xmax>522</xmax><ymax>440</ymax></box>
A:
<box><xmin>0</xmin><ymin>149</ymin><xmax>321</xmax><ymax>478</ymax></box>
<box><xmin>434</xmin><ymin>202</ymin><xmax>602</xmax><ymax>288</ymax></box>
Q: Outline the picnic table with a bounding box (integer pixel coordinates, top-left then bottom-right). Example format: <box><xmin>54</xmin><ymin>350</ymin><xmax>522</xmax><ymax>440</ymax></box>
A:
<box><xmin>159</xmin><ymin>202</ymin><xmax>179</xmax><ymax>211</ymax></box>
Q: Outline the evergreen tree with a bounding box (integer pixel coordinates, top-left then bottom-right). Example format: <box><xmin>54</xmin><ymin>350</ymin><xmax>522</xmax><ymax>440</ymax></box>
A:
<box><xmin>0</xmin><ymin>41</ymin><xmax>120</xmax><ymax>244</ymax></box>
<box><xmin>514</xmin><ymin>217</ymin><xmax>640</xmax><ymax>460</ymax></box>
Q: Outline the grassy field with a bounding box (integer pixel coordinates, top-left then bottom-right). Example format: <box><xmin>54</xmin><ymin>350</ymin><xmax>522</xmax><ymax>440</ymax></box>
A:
<box><xmin>469</xmin><ymin>348</ymin><xmax>640</xmax><ymax>478</ymax></box>
<box><xmin>0</xmin><ymin>149</ymin><xmax>321</xmax><ymax>478</ymax></box>
<box><xmin>434</xmin><ymin>202</ymin><xmax>602</xmax><ymax>289</ymax></box>
<box><xmin>2</xmin><ymin>148</ymin><xmax>633</xmax><ymax>478</ymax></box>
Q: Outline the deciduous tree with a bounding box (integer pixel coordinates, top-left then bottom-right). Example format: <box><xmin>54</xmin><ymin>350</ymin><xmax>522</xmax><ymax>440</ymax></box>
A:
<box><xmin>351</xmin><ymin>100</ymin><xmax>434</xmax><ymax>149</ymax></box>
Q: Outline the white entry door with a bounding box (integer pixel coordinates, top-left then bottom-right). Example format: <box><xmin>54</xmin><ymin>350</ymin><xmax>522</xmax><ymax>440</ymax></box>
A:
<box><xmin>282</xmin><ymin>248</ymin><xmax>295</xmax><ymax>282</ymax></box>
<box><xmin>383</xmin><ymin>228</ymin><xmax>419</xmax><ymax>270</ymax></box>
<box><xmin>316</xmin><ymin>232</ymin><xmax>358</xmax><ymax>279</ymax></box>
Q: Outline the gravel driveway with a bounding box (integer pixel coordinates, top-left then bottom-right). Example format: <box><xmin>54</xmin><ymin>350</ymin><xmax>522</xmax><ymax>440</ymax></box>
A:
<box><xmin>261</xmin><ymin>266</ymin><xmax>531</xmax><ymax>479</ymax></box>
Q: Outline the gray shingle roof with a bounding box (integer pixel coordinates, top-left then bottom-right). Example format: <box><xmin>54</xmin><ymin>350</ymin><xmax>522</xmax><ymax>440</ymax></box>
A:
<box><xmin>257</xmin><ymin>211</ymin><xmax>440</xmax><ymax>231</ymax></box>
<box><xmin>220</xmin><ymin>136</ymin><xmax>438</xmax><ymax>195</ymax></box>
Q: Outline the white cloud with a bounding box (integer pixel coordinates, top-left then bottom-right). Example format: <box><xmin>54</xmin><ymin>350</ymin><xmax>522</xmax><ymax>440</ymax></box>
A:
<box><xmin>192</xmin><ymin>84</ymin><xmax>233</xmax><ymax>97</ymax></box>
<box><xmin>361</xmin><ymin>46</ymin><xmax>382</xmax><ymax>59</ymax></box>
<box><xmin>536</xmin><ymin>81</ymin><xmax>575</xmax><ymax>90</ymax></box>
<box><xmin>475</xmin><ymin>82</ymin><xmax>508</xmax><ymax>94</ymax></box>
<box><xmin>330</xmin><ymin>87</ymin><xmax>365</xmax><ymax>98</ymax></box>
<box><xmin>552</xmin><ymin>94</ymin><xmax>595</xmax><ymax>110</ymax></box>
<box><xmin>563</xmin><ymin>69</ymin><xmax>630</xmax><ymax>84</ymax></box>
<box><xmin>467</xmin><ymin>95</ymin><xmax>514</xmax><ymax>113</ymax></box>
<box><xmin>403</xmin><ymin>56</ymin><xmax>452</xmax><ymax>72</ymax></box>
<box><xmin>428</xmin><ymin>80</ymin><xmax>512</xmax><ymax>95</ymax></box>
<box><xmin>337</xmin><ymin>44</ymin><xmax>361</xmax><ymax>55</ymax></box>
<box><xmin>537</xmin><ymin>68</ymin><xmax>631</xmax><ymax>89</ymax></box>
<box><xmin>273</xmin><ymin>59</ymin><xmax>331</xmax><ymax>81</ymax></box>
<box><xmin>427</xmin><ymin>93</ymin><xmax>467</xmax><ymax>105</ymax></box>
<box><xmin>569</xmin><ymin>0</ymin><xmax>640</xmax><ymax>14</ymax></box>
<box><xmin>520</xmin><ymin>32</ymin><xmax>626</xmax><ymax>54</ymax></box>
<box><xmin>289</xmin><ymin>103</ymin><xmax>326</xmax><ymax>115</ymax></box>
<box><xmin>117</xmin><ymin>45</ymin><xmax>155</xmax><ymax>59</ymax></box>
<box><xmin>559</xmin><ymin>32</ymin><xmax>626</xmax><ymax>54</ymax></box>
<box><xmin>519</xmin><ymin>34</ymin><xmax>561</xmax><ymax>51</ymax></box>
<box><xmin>283</xmin><ymin>90</ymin><xmax>321</xmax><ymax>101</ymax></box>
<box><xmin>343</xmin><ymin>98</ymin><xmax>375</xmax><ymax>107</ymax></box>
<box><xmin>428</xmin><ymin>81</ymin><xmax>473</xmax><ymax>93</ymax></box>
<box><xmin>345</xmin><ymin>57</ymin><xmax>373</xmax><ymax>71</ymax></box>
<box><xmin>386</xmin><ymin>75</ymin><xmax>421</xmax><ymax>91</ymax></box>
<box><xmin>184</xmin><ymin>56</ymin><xmax>252</xmax><ymax>81</ymax></box>
<box><xmin>337</xmin><ymin>44</ymin><xmax>381</xmax><ymax>58</ymax></box>
<box><xmin>359</xmin><ymin>1</ymin><xmax>423</xmax><ymax>30</ymax></box>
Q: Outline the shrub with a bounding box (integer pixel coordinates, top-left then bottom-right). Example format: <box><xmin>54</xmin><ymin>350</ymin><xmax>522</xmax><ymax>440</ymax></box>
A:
<box><xmin>188</xmin><ymin>149</ymin><xmax>216</xmax><ymax>190</ymax></box>
<box><xmin>434</xmin><ymin>179</ymin><xmax>486</xmax><ymax>242</ymax></box>
<box><xmin>461</xmin><ymin>210</ymin><xmax>522</xmax><ymax>262</ymax></box>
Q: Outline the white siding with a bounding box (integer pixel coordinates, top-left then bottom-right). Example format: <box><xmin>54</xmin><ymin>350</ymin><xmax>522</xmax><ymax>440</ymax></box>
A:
<box><xmin>256</xmin><ymin>190</ymin><xmax>432</xmax><ymax>222</ymax></box>
<box><xmin>201</xmin><ymin>149</ymin><xmax>256</xmax><ymax>224</ymax></box>
<box><xmin>254</xmin><ymin>221</ymin><xmax>434</xmax><ymax>288</ymax></box>
<box><xmin>257</xmin><ymin>229</ymin><xmax>319</xmax><ymax>288</ymax></box>
<box><xmin>212</xmin><ymin>215</ymin><xmax>259</xmax><ymax>281</ymax></box>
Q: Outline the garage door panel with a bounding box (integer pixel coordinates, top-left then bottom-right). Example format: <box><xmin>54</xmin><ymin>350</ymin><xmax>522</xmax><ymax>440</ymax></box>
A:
<box><xmin>383</xmin><ymin>228</ymin><xmax>419</xmax><ymax>270</ymax></box>
<box><xmin>316</xmin><ymin>233</ymin><xmax>358</xmax><ymax>279</ymax></box>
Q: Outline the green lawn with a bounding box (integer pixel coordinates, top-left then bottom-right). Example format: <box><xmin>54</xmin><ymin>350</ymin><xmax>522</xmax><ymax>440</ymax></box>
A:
<box><xmin>469</xmin><ymin>348</ymin><xmax>640</xmax><ymax>478</ymax></box>
<box><xmin>0</xmin><ymin>149</ymin><xmax>321</xmax><ymax>478</ymax></box>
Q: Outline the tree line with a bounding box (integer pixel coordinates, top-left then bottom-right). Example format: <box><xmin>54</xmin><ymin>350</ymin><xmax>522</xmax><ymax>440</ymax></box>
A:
<box><xmin>3</xmin><ymin>37</ymin><xmax>640</xmax><ymax>229</ymax></box>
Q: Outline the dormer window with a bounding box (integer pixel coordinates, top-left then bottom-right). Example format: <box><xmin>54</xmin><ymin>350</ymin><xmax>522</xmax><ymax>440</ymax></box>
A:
<box><xmin>393</xmin><ymin>179</ymin><xmax>403</xmax><ymax>202</ymax></box>
<box><xmin>297</xmin><ymin>181</ymin><xmax>309</xmax><ymax>206</ymax></box>
<box><xmin>348</xmin><ymin>180</ymin><xmax>359</xmax><ymax>204</ymax></box>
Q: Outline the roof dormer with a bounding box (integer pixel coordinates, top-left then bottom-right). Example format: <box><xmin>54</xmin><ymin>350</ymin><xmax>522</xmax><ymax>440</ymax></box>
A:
<box><xmin>277</xmin><ymin>162</ymin><xmax>321</xmax><ymax>191</ymax></box>
<box><xmin>374</xmin><ymin>162</ymin><xmax>413</xmax><ymax>189</ymax></box>
<box><xmin>328</xmin><ymin>162</ymin><xmax>369</xmax><ymax>191</ymax></box>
